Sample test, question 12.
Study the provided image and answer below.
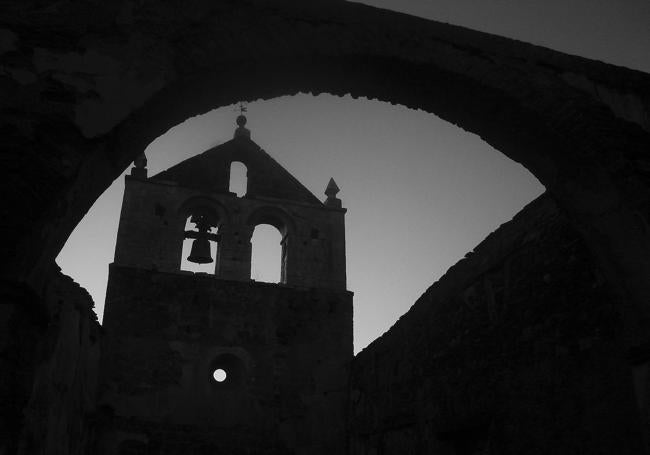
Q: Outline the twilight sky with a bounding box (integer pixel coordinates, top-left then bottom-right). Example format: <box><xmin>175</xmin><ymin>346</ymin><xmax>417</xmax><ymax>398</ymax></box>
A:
<box><xmin>56</xmin><ymin>0</ymin><xmax>650</xmax><ymax>353</ymax></box>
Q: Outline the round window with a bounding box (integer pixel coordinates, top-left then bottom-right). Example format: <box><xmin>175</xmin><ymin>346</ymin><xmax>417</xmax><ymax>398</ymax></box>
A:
<box><xmin>213</xmin><ymin>368</ymin><xmax>227</xmax><ymax>382</ymax></box>
<box><xmin>209</xmin><ymin>353</ymin><xmax>245</xmax><ymax>387</ymax></box>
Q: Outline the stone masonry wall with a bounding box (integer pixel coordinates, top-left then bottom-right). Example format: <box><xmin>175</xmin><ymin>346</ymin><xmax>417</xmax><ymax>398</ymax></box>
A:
<box><xmin>114</xmin><ymin>173</ymin><xmax>346</xmax><ymax>290</ymax></box>
<box><xmin>349</xmin><ymin>195</ymin><xmax>645</xmax><ymax>454</ymax></box>
<box><xmin>98</xmin><ymin>267</ymin><xmax>353</xmax><ymax>455</ymax></box>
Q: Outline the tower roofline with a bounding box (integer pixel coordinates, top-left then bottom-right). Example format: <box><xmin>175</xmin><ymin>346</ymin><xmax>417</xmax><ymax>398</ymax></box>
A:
<box><xmin>150</xmin><ymin>134</ymin><xmax>323</xmax><ymax>206</ymax></box>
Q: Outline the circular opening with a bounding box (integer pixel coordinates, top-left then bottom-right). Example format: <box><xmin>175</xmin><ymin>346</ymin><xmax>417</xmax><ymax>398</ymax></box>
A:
<box><xmin>209</xmin><ymin>353</ymin><xmax>245</xmax><ymax>388</ymax></box>
<box><xmin>213</xmin><ymin>368</ymin><xmax>227</xmax><ymax>382</ymax></box>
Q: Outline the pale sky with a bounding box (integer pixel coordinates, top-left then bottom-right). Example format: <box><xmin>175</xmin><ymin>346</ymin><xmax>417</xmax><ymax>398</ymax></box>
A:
<box><xmin>56</xmin><ymin>0</ymin><xmax>649</xmax><ymax>353</ymax></box>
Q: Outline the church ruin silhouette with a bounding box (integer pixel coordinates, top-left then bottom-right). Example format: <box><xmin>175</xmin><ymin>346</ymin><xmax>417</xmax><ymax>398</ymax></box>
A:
<box><xmin>98</xmin><ymin>117</ymin><xmax>352</xmax><ymax>453</ymax></box>
<box><xmin>3</xmin><ymin>0</ymin><xmax>650</xmax><ymax>453</ymax></box>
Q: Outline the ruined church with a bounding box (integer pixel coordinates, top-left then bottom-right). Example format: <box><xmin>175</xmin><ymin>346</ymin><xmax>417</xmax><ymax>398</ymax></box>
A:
<box><xmin>3</xmin><ymin>0</ymin><xmax>650</xmax><ymax>454</ymax></box>
<box><xmin>97</xmin><ymin>116</ymin><xmax>352</xmax><ymax>453</ymax></box>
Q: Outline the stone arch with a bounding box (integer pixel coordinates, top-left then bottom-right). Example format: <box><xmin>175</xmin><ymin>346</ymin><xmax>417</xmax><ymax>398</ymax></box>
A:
<box><xmin>117</xmin><ymin>439</ymin><xmax>147</xmax><ymax>455</ymax></box>
<box><xmin>246</xmin><ymin>206</ymin><xmax>295</xmax><ymax>239</ymax></box>
<box><xmin>177</xmin><ymin>196</ymin><xmax>229</xmax><ymax>228</ymax></box>
<box><xmin>6</xmin><ymin>1</ymin><xmax>650</xmax><ymax>337</ymax></box>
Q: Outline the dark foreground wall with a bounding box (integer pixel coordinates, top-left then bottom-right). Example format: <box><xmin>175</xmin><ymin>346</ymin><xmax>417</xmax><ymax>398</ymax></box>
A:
<box><xmin>0</xmin><ymin>270</ymin><xmax>101</xmax><ymax>455</ymax></box>
<box><xmin>349</xmin><ymin>195</ymin><xmax>645</xmax><ymax>454</ymax></box>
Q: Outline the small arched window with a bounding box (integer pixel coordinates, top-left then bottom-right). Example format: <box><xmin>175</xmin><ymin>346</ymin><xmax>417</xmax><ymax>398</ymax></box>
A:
<box><xmin>180</xmin><ymin>214</ymin><xmax>218</xmax><ymax>274</ymax></box>
<box><xmin>250</xmin><ymin>224</ymin><xmax>283</xmax><ymax>283</ymax></box>
<box><xmin>229</xmin><ymin>161</ymin><xmax>247</xmax><ymax>197</ymax></box>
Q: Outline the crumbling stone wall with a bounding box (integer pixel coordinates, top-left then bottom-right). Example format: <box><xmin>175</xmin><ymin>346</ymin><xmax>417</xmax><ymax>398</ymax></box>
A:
<box><xmin>349</xmin><ymin>195</ymin><xmax>645</xmax><ymax>454</ymax></box>
<box><xmin>0</xmin><ymin>270</ymin><xmax>101</xmax><ymax>455</ymax></box>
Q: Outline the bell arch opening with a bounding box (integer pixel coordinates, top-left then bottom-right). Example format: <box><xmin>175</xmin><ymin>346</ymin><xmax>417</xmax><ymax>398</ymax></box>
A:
<box><xmin>250</xmin><ymin>224</ymin><xmax>284</xmax><ymax>284</ymax></box>
<box><xmin>180</xmin><ymin>215</ymin><xmax>219</xmax><ymax>274</ymax></box>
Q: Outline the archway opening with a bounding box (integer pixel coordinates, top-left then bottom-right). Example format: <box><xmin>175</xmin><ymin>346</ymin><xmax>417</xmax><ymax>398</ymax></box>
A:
<box><xmin>251</xmin><ymin>224</ymin><xmax>283</xmax><ymax>284</ymax></box>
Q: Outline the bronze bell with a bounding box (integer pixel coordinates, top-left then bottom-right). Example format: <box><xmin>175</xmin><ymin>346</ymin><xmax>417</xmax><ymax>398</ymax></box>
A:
<box><xmin>187</xmin><ymin>237</ymin><xmax>213</xmax><ymax>264</ymax></box>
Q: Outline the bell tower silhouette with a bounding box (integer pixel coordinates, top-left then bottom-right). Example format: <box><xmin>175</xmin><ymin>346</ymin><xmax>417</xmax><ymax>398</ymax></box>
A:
<box><xmin>98</xmin><ymin>116</ymin><xmax>352</xmax><ymax>455</ymax></box>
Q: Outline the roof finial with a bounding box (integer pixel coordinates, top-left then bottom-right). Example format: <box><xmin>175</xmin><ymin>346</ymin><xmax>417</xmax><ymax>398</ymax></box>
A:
<box><xmin>234</xmin><ymin>102</ymin><xmax>251</xmax><ymax>139</ymax></box>
<box><xmin>324</xmin><ymin>178</ymin><xmax>342</xmax><ymax>208</ymax></box>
